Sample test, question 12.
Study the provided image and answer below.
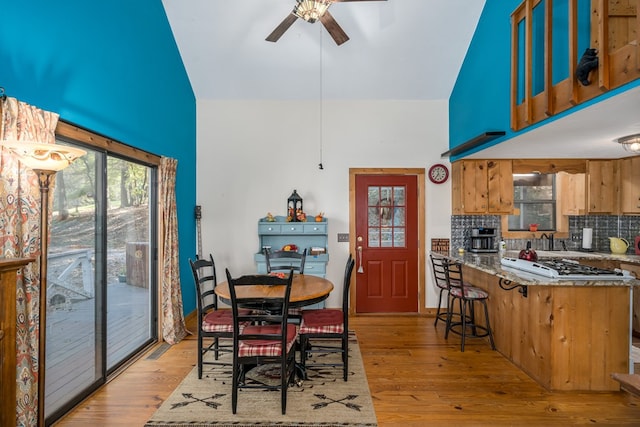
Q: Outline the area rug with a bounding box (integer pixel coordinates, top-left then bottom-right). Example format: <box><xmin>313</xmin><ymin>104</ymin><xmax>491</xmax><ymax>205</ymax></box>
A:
<box><xmin>145</xmin><ymin>332</ymin><xmax>377</xmax><ymax>426</ymax></box>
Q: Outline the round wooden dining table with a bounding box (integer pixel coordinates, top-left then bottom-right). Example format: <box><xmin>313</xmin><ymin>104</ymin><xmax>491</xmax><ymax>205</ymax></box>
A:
<box><xmin>215</xmin><ymin>274</ymin><xmax>334</xmax><ymax>308</ymax></box>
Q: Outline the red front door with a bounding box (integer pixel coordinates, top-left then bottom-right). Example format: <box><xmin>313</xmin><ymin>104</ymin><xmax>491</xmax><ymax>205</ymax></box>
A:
<box><xmin>355</xmin><ymin>174</ymin><xmax>419</xmax><ymax>313</ymax></box>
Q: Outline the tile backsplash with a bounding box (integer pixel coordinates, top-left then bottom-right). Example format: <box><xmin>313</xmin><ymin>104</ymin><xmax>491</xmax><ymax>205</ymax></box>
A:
<box><xmin>450</xmin><ymin>215</ymin><xmax>640</xmax><ymax>254</ymax></box>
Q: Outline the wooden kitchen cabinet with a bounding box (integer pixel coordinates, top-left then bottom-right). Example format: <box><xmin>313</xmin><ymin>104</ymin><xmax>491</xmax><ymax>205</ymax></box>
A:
<box><xmin>451</xmin><ymin>160</ymin><xmax>513</xmax><ymax>214</ymax></box>
<box><xmin>619</xmin><ymin>156</ymin><xmax>640</xmax><ymax>214</ymax></box>
<box><xmin>586</xmin><ymin>159</ymin><xmax>618</xmax><ymax>214</ymax></box>
<box><xmin>1</xmin><ymin>258</ymin><xmax>34</xmax><ymax>427</ymax></box>
<box><xmin>557</xmin><ymin>172</ymin><xmax>586</xmax><ymax>215</ymax></box>
<box><xmin>620</xmin><ymin>263</ymin><xmax>640</xmax><ymax>336</ymax></box>
<box><xmin>581</xmin><ymin>260</ymin><xmax>640</xmax><ymax>336</ymax></box>
<box><xmin>463</xmin><ymin>264</ymin><xmax>631</xmax><ymax>391</ymax></box>
<box><xmin>487</xmin><ymin>160</ymin><xmax>514</xmax><ymax>213</ymax></box>
<box><xmin>451</xmin><ymin>161</ymin><xmax>463</xmax><ymax>214</ymax></box>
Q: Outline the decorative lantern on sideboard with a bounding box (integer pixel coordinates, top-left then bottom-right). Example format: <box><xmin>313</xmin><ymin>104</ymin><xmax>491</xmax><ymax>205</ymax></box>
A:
<box><xmin>287</xmin><ymin>190</ymin><xmax>303</xmax><ymax>222</ymax></box>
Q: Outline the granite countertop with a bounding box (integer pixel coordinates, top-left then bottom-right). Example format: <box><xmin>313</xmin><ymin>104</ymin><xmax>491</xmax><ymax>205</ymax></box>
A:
<box><xmin>433</xmin><ymin>250</ymin><xmax>640</xmax><ymax>287</ymax></box>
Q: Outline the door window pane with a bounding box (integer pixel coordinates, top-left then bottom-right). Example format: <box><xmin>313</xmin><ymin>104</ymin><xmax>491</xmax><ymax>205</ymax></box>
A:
<box><xmin>366</xmin><ymin>185</ymin><xmax>407</xmax><ymax>248</ymax></box>
<box><xmin>106</xmin><ymin>158</ymin><xmax>153</xmax><ymax>370</ymax></box>
<box><xmin>47</xmin><ymin>148</ymin><xmax>98</xmax><ymax>416</ymax></box>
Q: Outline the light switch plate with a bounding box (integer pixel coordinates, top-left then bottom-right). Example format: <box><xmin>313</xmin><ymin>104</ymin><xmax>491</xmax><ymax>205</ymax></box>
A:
<box><xmin>337</xmin><ymin>233</ymin><xmax>349</xmax><ymax>242</ymax></box>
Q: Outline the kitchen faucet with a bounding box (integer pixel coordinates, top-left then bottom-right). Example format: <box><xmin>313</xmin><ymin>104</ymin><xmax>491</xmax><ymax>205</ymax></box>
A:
<box><xmin>540</xmin><ymin>233</ymin><xmax>554</xmax><ymax>250</ymax></box>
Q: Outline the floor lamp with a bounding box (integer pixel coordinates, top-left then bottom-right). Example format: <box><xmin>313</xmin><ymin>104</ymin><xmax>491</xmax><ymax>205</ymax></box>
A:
<box><xmin>1</xmin><ymin>141</ymin><xmax>86</xmax><ymax>427</ymax></box>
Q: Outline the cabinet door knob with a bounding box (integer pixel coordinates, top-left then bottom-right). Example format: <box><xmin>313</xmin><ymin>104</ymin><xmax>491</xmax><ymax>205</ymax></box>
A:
<box><xmin>268</xmin><ymin>227</ymin><xmax>273</xmax><ymax>231</ymax></box>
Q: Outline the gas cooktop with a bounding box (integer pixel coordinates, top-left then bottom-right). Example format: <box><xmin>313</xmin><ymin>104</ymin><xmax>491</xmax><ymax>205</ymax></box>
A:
<box><xmin>500</xmin><ymin>257</ymin><xmax>634</xmax><ymax>280</ymax></box>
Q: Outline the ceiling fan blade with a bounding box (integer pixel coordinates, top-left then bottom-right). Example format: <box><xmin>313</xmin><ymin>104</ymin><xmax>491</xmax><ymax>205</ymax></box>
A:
<box><xmin>266</xmin><ymin>13</ymin><xmax>299</xmax><ymax>42</ymax></box>
<box><xmin>320</xmin><ymin>11</ymin><xmax>349</xmax><ymax>45</ymax></box>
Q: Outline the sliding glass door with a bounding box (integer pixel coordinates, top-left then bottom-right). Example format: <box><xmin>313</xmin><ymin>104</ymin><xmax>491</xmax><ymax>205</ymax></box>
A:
<box><xmin>46</xmin><ymin>142</ymin><xmax>157</xmax><ymax>422</ymax></box>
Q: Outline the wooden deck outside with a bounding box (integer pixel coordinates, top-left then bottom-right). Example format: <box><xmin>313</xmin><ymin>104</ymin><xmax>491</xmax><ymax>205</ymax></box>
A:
<box><xmin>46</xmin><ymin>280</ymin><xmax>151</xmax><ymax>415</ymax></box>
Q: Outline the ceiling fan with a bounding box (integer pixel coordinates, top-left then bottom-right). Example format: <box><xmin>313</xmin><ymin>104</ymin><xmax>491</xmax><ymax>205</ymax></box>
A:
<box><xmin>266</xmin><ymin>0</ymin><xmax>387</xmax><ymax>46</ymax></box>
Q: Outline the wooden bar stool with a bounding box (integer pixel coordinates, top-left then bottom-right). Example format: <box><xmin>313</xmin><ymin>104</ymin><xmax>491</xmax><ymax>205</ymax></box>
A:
<box><xmin>442</xmin><ymin>258</ymin><xmax>495</xmax><ymax>352</ymax></box>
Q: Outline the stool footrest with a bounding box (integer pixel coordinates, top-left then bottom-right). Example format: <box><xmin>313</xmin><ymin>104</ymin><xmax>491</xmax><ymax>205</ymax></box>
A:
<box><xmin>446</xmin><ymin>322</ymin><xmax>492</xmax><ymax>339</ymax></box>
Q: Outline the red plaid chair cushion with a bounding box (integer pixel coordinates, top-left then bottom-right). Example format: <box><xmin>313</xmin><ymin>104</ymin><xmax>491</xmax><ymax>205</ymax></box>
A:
<box><xmin>288</xmin><ymin>307</ymin><xmax>302</xmax><ymax>316</ymax></box>
<box><xmin>299</xmin><ymin>309</ymin><xmax>344</xmax><ymax>334</ymax></box>
<box><xmin>202</xmin><ymin>309</ymin><xmax>252</xmax><ymax>332</ymax></box>
<box><xmin>238</xmin><ymin>324</ymin><xmax>298</xmax><ymax>357</ymax></box>
<box><xmin>202</xmin><ymin>310</ymin><xmax>234</xmax><ymax>332</ymax></box>
<box><xmin>450</xmin><ymin>285</ymin><xmax>489</xmax><ymax>300</ymax></box>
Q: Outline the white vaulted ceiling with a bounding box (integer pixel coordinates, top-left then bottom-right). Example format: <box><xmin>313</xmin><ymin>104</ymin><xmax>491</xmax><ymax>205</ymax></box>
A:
<box><xmin>161</xmin><ymin>0</ymin><xmax>486</xmax><ymax>100</ymax></box>
<box><xmin>162</xmin><ymin>0</ymin><xmax>640</xmax><ymax>158</ymax></box>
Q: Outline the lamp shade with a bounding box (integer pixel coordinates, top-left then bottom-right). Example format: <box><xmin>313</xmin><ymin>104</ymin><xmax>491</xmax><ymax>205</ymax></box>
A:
<box><xmin>1</xmin><ymin>140</ymin><xmax>86</xmax><ymax>172</ymax></box>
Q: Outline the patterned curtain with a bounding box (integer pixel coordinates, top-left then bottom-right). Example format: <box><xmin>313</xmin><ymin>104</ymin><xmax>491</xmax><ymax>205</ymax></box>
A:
<box><xmin>159</xmin><ymin>157</ymin><xmax>187</xmax><ymax>344</ymax></box>
<box><xmin>0</xmin><ymin>97</ymin><xmax>59</xmax><ymax>427</ymax></box>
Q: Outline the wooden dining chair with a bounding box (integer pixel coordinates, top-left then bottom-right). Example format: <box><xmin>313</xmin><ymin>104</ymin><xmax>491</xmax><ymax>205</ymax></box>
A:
<box><xmin>298</xmin><ymin>254</ymin><xmax>355</xmax><ymax>381</ymax></box>
<box><xmin>189</xmin><ymin>254</ymin><xmax>234</xmax><ymax>379</ymax></box>
<box><xmin>265</xmin><ymin>248</ymin><xmax>307</xmax><ymax>274</ymax></box>
<box><xmin>225</xmin><ymin>268</ymin><xmax>298</xmax><ymax>415</ymax></box>
<box><xmin>266</xmin><ymin>248</ymin><xmax>308</xmax><ymax>320</ymax></box>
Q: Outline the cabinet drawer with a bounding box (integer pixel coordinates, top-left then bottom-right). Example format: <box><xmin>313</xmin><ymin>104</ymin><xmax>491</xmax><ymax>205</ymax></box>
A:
<box><xmin>281</xmin><ymin>224</ymin><xmax>304</xmax><ymax>234</ymax></box>
<box><xmin>303</xmin><ymin>223</ymin><xmax>327</xmax><ymax>234</ymax></box>
<box><xmin>304</xmin><ymin>262</ymin><xmax>326</xmax><ymax>275</ymax></box>
<box><xmin>258</xmin><ymin>224</ymin><xmax>281</xmax><ymax>234</ymax></box>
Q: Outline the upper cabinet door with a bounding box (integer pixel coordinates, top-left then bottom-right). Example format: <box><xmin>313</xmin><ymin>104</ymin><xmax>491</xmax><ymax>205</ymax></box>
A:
<box><xmin>586</xmin><ymin>160</ymin><xmax>618</xmax><ymax>214</ymax></box>
<box><xmin>451</xmin><ymin>160</ymin><xmax>514</xmax><ymax>215</ymax></box>
<box><xmin>487</xmin><ymin>160</ymin><xmax>514</xmax><ymax>214</ymax></box>
<box><xmin>620</xmin><ymin>156</ymin><xmax>640</xmax><ymax>214</ymax></box>
<box><xmin>462</xmin><ymin>160</ymin><xmax>489</xmax><ymax>213</ymax></box>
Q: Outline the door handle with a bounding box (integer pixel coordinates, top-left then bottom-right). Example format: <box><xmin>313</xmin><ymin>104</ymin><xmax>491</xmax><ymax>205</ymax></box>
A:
<box><xmin>357</xmin><ymin>245</ymin><xmax>364</xmax><ymax>273</ymax></box>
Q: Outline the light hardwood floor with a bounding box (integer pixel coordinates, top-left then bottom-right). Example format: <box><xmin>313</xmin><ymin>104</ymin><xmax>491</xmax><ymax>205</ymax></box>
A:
<box><xmin>55</xmin><ymin>315</ymin><xmax>640</xmax><ymax>426</ymax></box>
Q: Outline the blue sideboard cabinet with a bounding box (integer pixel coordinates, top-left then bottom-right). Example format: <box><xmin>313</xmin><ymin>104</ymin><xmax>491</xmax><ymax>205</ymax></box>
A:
<box><xmin>254</xmin><ymin>216</ymin><xmax>329</xmax><ymax>277</ymax></box>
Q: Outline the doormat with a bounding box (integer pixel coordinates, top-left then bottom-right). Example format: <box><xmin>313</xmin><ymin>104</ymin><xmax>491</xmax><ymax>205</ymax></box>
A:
<box><xmin>145</xmin><ymin>332</ymin><xmax>377</xmax><ymax>426</ymax></box>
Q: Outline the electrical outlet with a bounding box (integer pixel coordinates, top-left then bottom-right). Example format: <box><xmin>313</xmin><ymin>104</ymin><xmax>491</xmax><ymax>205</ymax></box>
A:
<box><xmin>571</xmin><ymin>233</ymin><xmax>581</xmax><ymax>241</ymax></box>
<box><xmin>337</xmin><ymin>233</ymin><xmax>349</xmax><ymax>242</ymax></box>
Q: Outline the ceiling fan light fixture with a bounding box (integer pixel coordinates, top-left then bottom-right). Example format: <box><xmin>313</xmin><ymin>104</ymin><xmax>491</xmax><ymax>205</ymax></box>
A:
<box><xmin>294</xmin><ymin>0</ymin><xmax>332</xmax><ymax>23</ymax></box>
<box><xmin>615</xmin><ymin>133</ymin><xmax>640</xmax><ymax>153</ymax></box>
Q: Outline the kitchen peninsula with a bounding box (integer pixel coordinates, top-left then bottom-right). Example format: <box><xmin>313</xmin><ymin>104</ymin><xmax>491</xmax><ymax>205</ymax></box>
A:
<box><xmin>437</xmin><ymin>251</ymin><xmax>640</xmax><ymax>392</ymax></box>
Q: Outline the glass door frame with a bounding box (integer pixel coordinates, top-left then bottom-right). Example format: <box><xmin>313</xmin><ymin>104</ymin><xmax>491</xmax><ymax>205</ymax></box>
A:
<box><xmin>45</xmin><ymin>138</ymin><xmax>159</xmax><ymax>425</ymax></box>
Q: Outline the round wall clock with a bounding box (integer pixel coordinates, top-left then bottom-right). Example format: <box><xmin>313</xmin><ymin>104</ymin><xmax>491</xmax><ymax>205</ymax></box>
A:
<box><xmin>428</xmin><ymin>163</ymin><xmax>449</xmax><ymax>184</ymax></box>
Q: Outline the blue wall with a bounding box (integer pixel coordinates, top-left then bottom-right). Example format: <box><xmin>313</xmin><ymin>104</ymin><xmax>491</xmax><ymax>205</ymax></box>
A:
<box><xmin>449</xmin><ymin>1</ymin><xmax>640</xmax><ymax>159</ymax></box>
<box><xmin>0</xmin><ymin>0</ymin><xmax>198</xmax><ymax>314</ymax></box>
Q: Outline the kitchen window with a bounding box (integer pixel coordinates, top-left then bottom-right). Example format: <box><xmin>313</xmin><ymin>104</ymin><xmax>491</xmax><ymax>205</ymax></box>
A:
<box><xmin>508</xmin><ymin>173</ymin><xmax>556</xmax><ymax>231</ymax></box>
